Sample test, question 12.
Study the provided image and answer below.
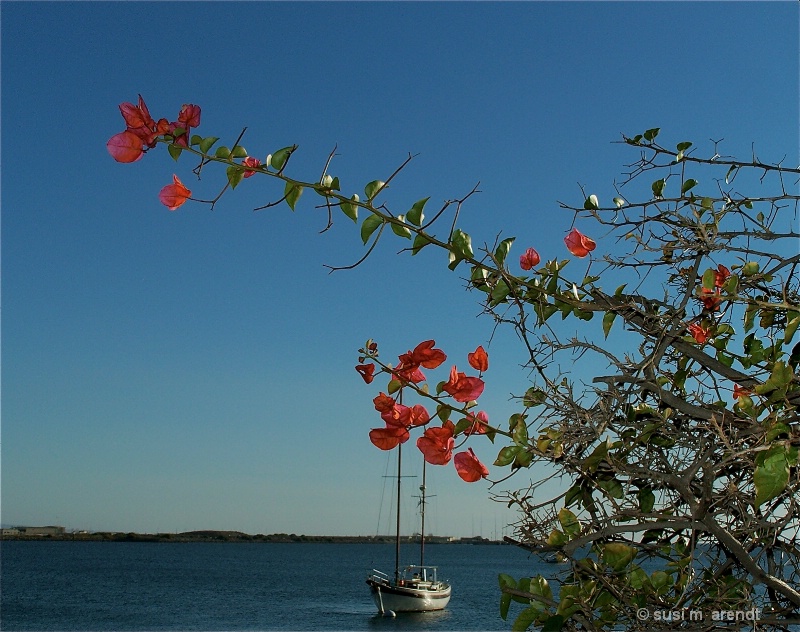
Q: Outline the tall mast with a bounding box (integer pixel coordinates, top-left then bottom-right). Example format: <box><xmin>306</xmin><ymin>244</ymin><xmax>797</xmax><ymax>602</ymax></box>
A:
<box><xmin>395</xmin><ymin>440</ymin><xmax>401</xmax><ymax>584</ymax></box>
<box><xmin>420</xmin><ymin>460</ymin><xmax>426</xmax><ymax>567</ymax></box>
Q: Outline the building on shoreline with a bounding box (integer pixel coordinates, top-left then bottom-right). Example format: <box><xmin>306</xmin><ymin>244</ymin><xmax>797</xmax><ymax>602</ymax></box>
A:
<box><xmin>2</xmin><ymin>526</ymin><xmax>65</xmax><ymax>537</ymax></box>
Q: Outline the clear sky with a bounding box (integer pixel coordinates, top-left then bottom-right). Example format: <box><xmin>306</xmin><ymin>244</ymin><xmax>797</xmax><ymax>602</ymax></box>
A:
<box><xmin>2</xmin><ymin>2</ymin><xmax>797</xmax><ymax>538</ymax></box>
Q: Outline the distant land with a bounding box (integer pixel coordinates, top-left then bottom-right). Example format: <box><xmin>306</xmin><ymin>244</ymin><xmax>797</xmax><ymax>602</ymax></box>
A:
<box><xmin>1</xmin><ymin>527</ymin><xmax>506</xmax><ymax>545</ymax></box>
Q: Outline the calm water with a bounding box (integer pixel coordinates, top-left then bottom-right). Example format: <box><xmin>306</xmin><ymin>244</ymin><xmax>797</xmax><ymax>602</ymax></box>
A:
<box><xmin>1</xmin><ymin>541</ymin><xmax>554</xmax><ymax>631</ymax></box>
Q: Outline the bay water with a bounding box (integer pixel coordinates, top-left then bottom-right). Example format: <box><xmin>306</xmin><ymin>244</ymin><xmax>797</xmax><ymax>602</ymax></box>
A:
<box><xmin>1</xmin><ymin>541</ymin><xmax>555</xmax><ymax>631</ymax></box>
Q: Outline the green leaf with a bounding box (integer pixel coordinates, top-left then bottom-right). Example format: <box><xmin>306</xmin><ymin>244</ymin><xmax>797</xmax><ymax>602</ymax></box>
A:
<box><xmin>412</xmin><ymin>232</ymin><xmax>433</xmax><ymax>255</ymax></box>
<box><xmin>230</xmin><ymin>145</ymin><xmax>248</xmax><ymax>159</ymax></box>
<box><xmin>284</xmin><ymin>182</ymin><xmax>303</xmax><ymax>210</ymax></box>
<box><xmin>390</xmin><ymin>217</ymin><xmax>412</xmax><ymax>239</ymax></box>
<box><xmin>406</xmin><ymin>197</ymin><xmax>429</xmax><ymax>226</ymax></box>
<box><xmin>495</xmin><ymin>445</ymin><xmax>522</xmax><ymax>467</ymax></box>
<box><xmin>785</xmin><ymin>315</ymin><xmax>800</xmax><ymax>344</ymax></box>
<box><xmin>651</xmin><ymin>178</ymin><xmax>665</xmax><ymax>198</ymax></box>
<box><xmin>643</xmin><ymin>127</ymin><xmax>660</xmax><ymax>142</ymax></box>
<box><xmin>754</xmin><ymin>360</ymin><xmax>793</xmax><ymax>395</ymax></box>
<box><xmin>602</xmin><ymin>311</ymin><xmax>616</xmax><ymax>339</ymax></box>
<box><xmin>584</xmin><ymin>194</ymin><xmax>599</xmax><ymax>210</ymax></box>
<box><xmin>226</xmin><ymin>165</ymin><xmax>245</xmax><ymax>189</ymax></box>
<box><xmin>453</xmin><ymin>417</ymin><xmax>473</xmax><ymax>436</ymax></box>
<box><xmin>597</xmin><ymin>478</ymin><xmax>624</xmax><ymax>499</ymax></box>
<box><xmin>340</xmin><ymin>194</ymin><xmax>359</xmax><ymax>223</ymax></box>
<box><xmin>650</xmin><ymin>570</ymin><xmax>672</xmax><ymax>592</ymax></box>
<box><xmin>190</xmin><ymin>134</ymin><xmax>202</xmax><ymax>147</ymax></box>
<box><xmin>199</xmin><ymin>136</ymin><xmax>219</xmax><ymax>153</ymax></box>
<box><xmin>364</xmin><ymin>180</ymin><xmax>385</xmax><ymax>200</ymax></box>
<box><xmin>681</xmin><ymin>178</ymin><xmax>698</xmax><ymax>195</ymax></box>
<box><xmin>167</xmin><ymin>143</ymin><xmax>182</xmax><ymax>162</ymax></box>
<box><xmin>701</xmin><ymin>196</ymin><xmax>714</xmax><ymax>210</ymax></box>
<box><xmin>702</xmin><ymin>268</ymin><xmax>716</xmax><ymax>290</ymax></box>
<box><xmin>450</xmin><ymin>229</ymin><xmax>474</xmax><ymax>260</ymax></box>
<box><xmin>564</xmin><ymin>484</ymin><xmax>582</xmax><ymax>507</ymax></box>
<box><xmin>529</xmin><ymin>575</ymin><xmax>553</xmax><ymax>601</ymax></box>
<box><xmin>360</xmin><ymin>214</ymin><xmax>383</xmax><ymax>244</ymax></box>
<box><xmin>270</xmin><ymin>146</ymin><xmax>295</xmax><ymax>171</ymax></box>
<box><xmin>512</xmin><ymin>417</ymin><xmax>528</xmax><ymax>445</ymax></box>
<box><xmin>541</xmin><ymin>615</ymin><xmax>565</xmax><ymax>632</ymax></box>
<box><xmin>512</xmin><ymin>607</ymin><xmax>540</xmax><ymax>632</ymax></box>
<box><xmin>754</xmin><ymin>445</ymin><xmax>790</xmax><ymax>507</ymax></box>
<box><xmin>676</xmin><ymin>141</ymin><xmax>693</xmax><ymax>152</ymax></box>
<box><xmin>494</xmin><ymin>237</ymin><xmax>516</xmax><ymax>266</ymax></box>
<box><xmin>637</xmin><ymin>488</ymin><xmax>655</xmax><ymax>513</ymax></box>
<box><xmin>490</xmin><ymin>280</ymin><xmax>511</xmax><ymax>305</ymax></box>
<box><xmin>742</xmin><ymin>261</ymin><xmax>760</xmax><ymax>277</ymax></box>
<box><xmin>547</xmin><ymin>529</ymin><xmax>568</xmax><ymax>546</ymax></box>
<box><xmin>725</xmin><ymin>164</ymin><xmax>738</xmax><ymax>184</ymax></box>
<box><xmin>215</xmin><ymin>146</ymin><xmax>231</xmax><ymax>159</ymax></box>
<box><xmin>603</xmin><ymin>542</ymin><xmax>636</xmax><ymax>571</ymax></box>
<box><xmin>387</xmin><ymin>379</ymin><xmax>402</xmax><ymax>395</ymax></box>
<box><xmin>613</xmin><ymin>197</ymin><xmax>625</xmax><ymax>208</ymax></box>
<box><xmin>499</xmin><ymin>573</ymin><xmax>516</xmax><ymax>620</ymax></box>
<box><xmin>523</xmin><ymin>387</ymin><xmax>546</xmax><ymax>407</ymax></box>
<box><xmin>558</xmin><ymin>508</ymin><xmax>580</xmax><ymax>537</ymax></box>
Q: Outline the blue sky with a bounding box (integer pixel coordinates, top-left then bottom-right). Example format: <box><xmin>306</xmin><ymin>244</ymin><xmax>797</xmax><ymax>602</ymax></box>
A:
<box><xmin>2</xmin><ymin>2</ymin><xmax>797</xmax><ymax>537</ymax></box>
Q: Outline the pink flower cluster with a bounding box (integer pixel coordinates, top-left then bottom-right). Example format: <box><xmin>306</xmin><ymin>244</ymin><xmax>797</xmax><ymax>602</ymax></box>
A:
<box><xmin>358</xmin><ymin>340</ymin><xmax>490</xmax><ymax>483</ymax></box>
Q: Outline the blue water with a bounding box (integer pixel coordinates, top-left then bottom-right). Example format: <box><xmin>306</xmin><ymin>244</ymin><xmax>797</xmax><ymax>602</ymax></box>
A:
<box><xmin>1</xmin><ymin>541</ymin><xmax>553</xmax><ymax>631</ymax></box>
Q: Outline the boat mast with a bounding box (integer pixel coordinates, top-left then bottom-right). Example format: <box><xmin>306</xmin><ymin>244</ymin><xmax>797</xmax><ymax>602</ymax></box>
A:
<box><xmin>420</xmin><ymin>459</ymin><xmax>426</xmax><ymax>567</ymax></box>
<box><xmin>395</xmin><ymin>440</ymin><xmax>402</xmax><ymax>584</ymax></box>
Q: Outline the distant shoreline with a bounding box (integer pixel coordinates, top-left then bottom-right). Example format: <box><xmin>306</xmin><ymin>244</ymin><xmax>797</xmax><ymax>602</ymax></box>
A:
<box><xmin>1</xmin><ymin>530</ymin><xmax>507</xmax><ymax>545</ymax></box>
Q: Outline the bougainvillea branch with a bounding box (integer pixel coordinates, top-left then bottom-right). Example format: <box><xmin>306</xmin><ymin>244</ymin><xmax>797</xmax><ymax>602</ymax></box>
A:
<box><xmin>108</xmin><ymin>98</ymin><xmax>800</xmax><ymax>630</ymax></box>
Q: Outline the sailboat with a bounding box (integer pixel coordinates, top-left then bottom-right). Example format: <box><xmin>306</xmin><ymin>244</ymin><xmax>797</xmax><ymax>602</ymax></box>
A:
<box><xmin>366</xmin><ymin>442</ymin><xmax>452</xmax><ymax>614</ymax></box>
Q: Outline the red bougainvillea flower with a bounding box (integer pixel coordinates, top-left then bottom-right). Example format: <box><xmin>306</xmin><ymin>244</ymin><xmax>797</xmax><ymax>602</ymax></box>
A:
<box><xmin>733</xmin><ymin>384</ymin><xmax>753</xmax><ymax>400</ymax></box>
<box><xmin>106</xmin><ymin>130</ymin><xmax>145</xmax><ymax>163</ymax></box>
<box><xmin>373</xmin><ymin>392</ymin><xmax>395</xmax><ymax>413</ymax></box>
<box><xmin>177</xmin><ymin>103</ymin><xmax>201</xmax><ymax>129</ymax></box>
<box><xmin>355</xmin><ymin>363</ymin><xmax>375</xmax><ymax>384</ymax></box>
<box><xmin>416</xmin><ymin>421</ymin><xmax>455</xmax><ymax>465</ymax></box>
<box><xmin>158</xmin><ymin>174</ymin><xmax>192</xmax><ymax>210</ymax></box>
<box><xmin>243</xmin><ymin>157</ymin><xmax>262</xmax><ymax>178</ymax></box>
<box><xmin>467</xmin><ymin>345</ymin><xmax>489</xmax><ymax>372</ymax></box>
<box><xmin>688</xmin><ymin>322</ymin><xmax>711</xmax><ymax>344</ymax></box>
<box><xmin>564</xmin><ymin>228</ymin><xmax>597</xmax><ymax>258</ymax></box>
<box><xmin>167</xmin><ymin>103</ymin><xmax>202</xmax><ymax>147</ymax></box>
<box><xmin>463</xmin><ymin>410</ymin><xmax>489</xmax><ymax>435</ymax></box>
<box><xmin>408</xmin><ymin>404</ymin><xmax>431</xmax><ymax>427</ymax></box>
<box><xmin>369</xmin><ymin>425</ymin><xmax>410</xmax><ymax>451</ymax></box>
<box><xmin>119</xmin><ymin>95</ymin><xmax>156</xmax><ymax>140</ymax></box>
<box><xmin>442</xmin><ymin>366</ymin><xmax>485</xmax><ymax>402</ymax></box>
<box><xmin>393</xmin><ymin>340</ymin><xmax>447</xmax><ymax>383</ymax></box>
<box><xmin>714</xmin><ymin>264</ymin><xmax>731</xmax><ymax>288</ymax></box>
<box><xmin>393</xmin><ymin>362</ymin><xmax>426</xmax><ymax>383</ymax></box>
<box><xmin>108</xmin><ymin>96</ymin><xmax>202</xmax><ymax>160</ymax></box>
<box><xmin>454</xmin><ymin>448</ymin><xmax>489</xmax><ymax>482</ymax></box>
<box><xmin>398</xmin><ymin>340</ymin><xmax>447</xmax><ymax>369</ymax></box>
<box><xmin>409</xmin><ymin>340</ymin><xmax>447</xmax><ymax>369</ymax></box>
<box><xmin>381</xmin><ymin>403</ymin><xmax>411</xmax><ymax>427</ymax></box>
<box><xmin>697</xmin><ymin>287</ymin><xmax>722</xmax><ymax>311</ymax></box>
<box><xmin>519</xmin><ymin>247</ymin><xmax>541</xmax><ymax>271</ymax></box>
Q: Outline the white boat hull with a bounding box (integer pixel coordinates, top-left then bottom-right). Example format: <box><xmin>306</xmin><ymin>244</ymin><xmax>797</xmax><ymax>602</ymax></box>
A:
<box><xmin>367</xmin><ymin>576</ymin><xmax>451</xmax><ymax>613</ymax></box>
